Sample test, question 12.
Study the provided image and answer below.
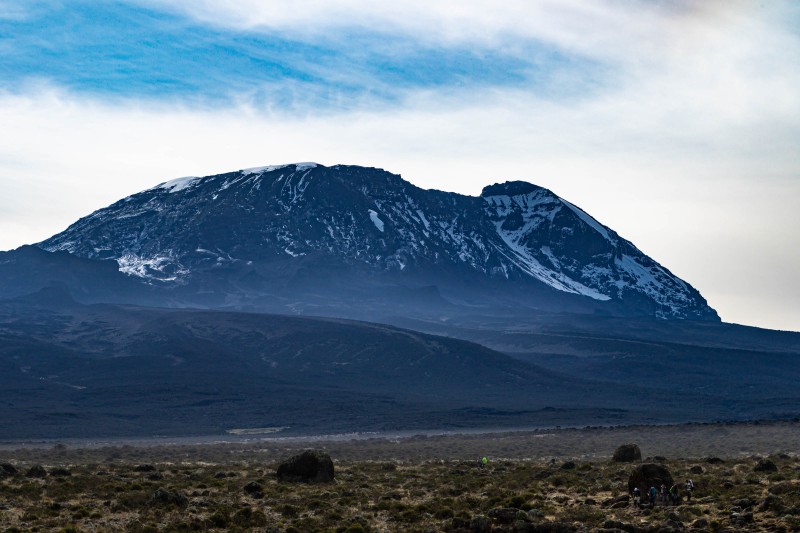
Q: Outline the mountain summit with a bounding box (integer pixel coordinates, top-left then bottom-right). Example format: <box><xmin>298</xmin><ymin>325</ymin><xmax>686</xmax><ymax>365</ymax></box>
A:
<box><xmin>38</xmin><ymin>163</ymin><xmax>718</xmax><ymax>320</ymax></box>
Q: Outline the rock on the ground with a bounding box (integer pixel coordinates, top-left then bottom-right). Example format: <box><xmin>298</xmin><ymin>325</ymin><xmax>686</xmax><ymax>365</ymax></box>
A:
<box><xmin>613</xmin><ymin>444</ymin><xmax>642</xmax><ymax>462</ymax></box>
<box><xmin>243</xmin><ymin>481</ymin><xmax>264</xmax><ymax>497</ymax></box>
<box><xmin>276</xmin><ymin>449</ymin><xmax>335</xmax><ymax>483</ymax></box>
<box><xmin>754</xmin><ymin>459</ymin><xmax>778</xmax><ymax>472</ymax></box>
<box><xmin>150</xmin><ymin>488</ymin><xmax>188</xmax><ymax>507</ymax></box>
<box><xmin>628</xmin><ymin>463</ymin><xmax>674</xmax><ymax>494</ymax></box>
<box><xmin>25</xmin><ymin>465</ymin><xmax>47</xmax><ymax>478</ymax></box>
<box><xmin>488</xmin><ymin>507</ymin><xmax>518</xmax><ymax>524</ymax></box>
<box><xmin>0</xmin><ymin>463</ymin><xmax>18</xmax><ymax>477</ymax></box>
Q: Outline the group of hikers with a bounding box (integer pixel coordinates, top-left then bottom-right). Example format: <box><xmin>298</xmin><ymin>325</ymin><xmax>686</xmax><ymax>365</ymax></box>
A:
<box><xmin>632</xmin><ymin>479</ymin><xmax>694</xmax><ymax>507</ymax></box>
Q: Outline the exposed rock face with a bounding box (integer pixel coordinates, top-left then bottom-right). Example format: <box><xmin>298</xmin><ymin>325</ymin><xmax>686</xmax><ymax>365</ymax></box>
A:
<box><xmin>613</xmin><ymin>444</ymin><xmax>642</xmax><ymax>462</ymax></box>
<box><xmin>628</xmin><ymin>463</ymin><xmax>674</xmax><ymax>494</ymax></box>
<box><xmin>276</xmin><ymin>449</ymin><xmax>335</xmax><ymax>483</ymax></box>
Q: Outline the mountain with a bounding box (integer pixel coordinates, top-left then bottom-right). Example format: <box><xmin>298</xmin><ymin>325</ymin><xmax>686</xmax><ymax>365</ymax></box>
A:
<box><xmin>36</xmin><ymin>163</ymin><xmax>717</xmax><ymax>321</ymax></box>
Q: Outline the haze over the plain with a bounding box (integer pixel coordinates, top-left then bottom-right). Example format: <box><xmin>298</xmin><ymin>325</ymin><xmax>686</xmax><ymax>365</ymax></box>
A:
<box><xmin>1</xmin><ymin>1</ymin><xmax>798</xmax><ymax>330</ymax></box>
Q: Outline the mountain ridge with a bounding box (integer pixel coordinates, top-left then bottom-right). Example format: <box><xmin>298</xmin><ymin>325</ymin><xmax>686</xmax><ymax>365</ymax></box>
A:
<box><xmin>36</xmin><ymin>163</ymin><xmax>717</xmax><ymax>320</ymax></box>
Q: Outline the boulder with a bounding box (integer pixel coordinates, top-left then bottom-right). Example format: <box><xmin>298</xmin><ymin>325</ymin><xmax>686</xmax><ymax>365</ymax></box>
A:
<box><xmin>0</xmin><ymin>463</ymin><xmax>18</xmax><ymax>477</ymax></box>
<box><xmin>613</xmin><ymin>444</ymin><xmax>642</xmax><ymax>463</ymax></box>
<box><xmin>488</xmin><ymin>507</ymin><xmax>518</xmax><ymax>524</ymax></box>
<box><xmin>25</xmin><ymin>465</ymin><xmax>47</xmax><ymax>478</ymax></box>
<box><xmin>628</xmin><ymin>463</ymin><xmax>674</xmax><ymax>494</ymax></box>
<box><xmin>50</xmin><ymin>467</ymin><xmax>71</xmax><ymax>477</ymax></box>
<box><xmin>469</xmin><ymin>515</ymin><xmax>491</xmax><ymax>533</ymax></box>
<box><xmin>560</xmin><ymin>461</ymin><xmax>576</xmax><ymax>470</ymax></box>
<box><xmin>243</xmin><ymin>481</ymin><xmax>264</xmax><ymax>498</ymax></box>
<box><xmin>276</xmin><ymin>449</ymin><xmax>334</xmax><ymax>483</ymax></box>
<box><xmin>754</xmin><ymin>459</ymin><xmax>777</xmax><ymax>472</ymax></box>
<box><xmin>150</xmin><ymin>488</ymin><xmax>188</xmax><ymax>507</ymax></box>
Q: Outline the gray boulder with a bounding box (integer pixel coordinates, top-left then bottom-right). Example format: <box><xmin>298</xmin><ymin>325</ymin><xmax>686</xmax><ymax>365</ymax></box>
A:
<box><xmin>613</xmin><ymin>444</ymin><xmax>642</xmax><ymax>463</ymax></box>
<box><xmin>628</xmin><ymin>463</ymin><xmax>674</xmax><ymax>494</ymax></box>
<box><xmin>276</xmin><ymin>449</ymin><xmax>334</xmax><ymax>483</ymax></box>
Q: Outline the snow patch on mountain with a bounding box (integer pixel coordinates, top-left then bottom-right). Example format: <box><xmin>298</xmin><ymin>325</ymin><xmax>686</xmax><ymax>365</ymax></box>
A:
<box><xmin>368</xmin><ymin>209</ymin><xmax>385</xmax><ymax>232</ymax></box>
<box><xmin>153</xmin><ymin>176</ymin><xmax>201</xmax><ymax>193</ymax></box>
<box><xmin>241</xmin><ymin>162</ymin><xmax>318</xmax><ymax>175</ymax></box>
<box><xmin>117</xmin><ymin>253</ymin><xmax>187</xmax><ymax>281</ymax></box>
<box><xmin>493</xmin><ymin>220</ymin><xmax>611</xmax><ymax>301</ymax></box>
<box><xmin>559</xmin><ymin>198</ymin><xmax>610</xmax><ymax>240</ymax></box>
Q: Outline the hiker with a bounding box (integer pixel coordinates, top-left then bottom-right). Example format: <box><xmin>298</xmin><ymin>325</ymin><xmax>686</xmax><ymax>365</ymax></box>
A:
<box><xmin>648</xmin><ymin>486</ymin><xmax>657</xmax><ymax>507</ymax></box>
<box><xmin>660</xmin><ymin>484</ymin><xmax>668</xmax><ymax>505</ymax></box>
<box><xmin>670</xmin><ymin>484</ymin><xmax>680</xmax><ymax>505</ymax></box>
<box><xmin>480</xmin><ymin>456</ymin><xmax>488</xmax><ymax>468</ymax></box>
<box><xmin>632</xmin><ymin>487</ymin><xmax>641</xmax><ymax>506</ymax></box>
<box><xmin>685</xmin><ymin>479</ymin><xmax>694</xmax><ymax>502</ymax></box>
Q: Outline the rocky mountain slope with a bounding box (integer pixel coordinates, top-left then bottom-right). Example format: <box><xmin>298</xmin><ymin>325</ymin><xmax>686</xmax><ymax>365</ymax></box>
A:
<box><xmin>36</xmin><ymin>163</ymin><xmax>717</xmax><ymax>320</ymax></box>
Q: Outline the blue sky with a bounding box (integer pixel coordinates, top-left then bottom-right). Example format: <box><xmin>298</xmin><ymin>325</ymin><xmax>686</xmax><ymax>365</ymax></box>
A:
<box><xmin>1</xmin><ymin>0</ymin><xmax>595</xmax><ymax>108</ymax></box>
<box><xmin>1</xmin><ymin>0</ymin><xmax>799</xmax><ymax>330</ymax></box>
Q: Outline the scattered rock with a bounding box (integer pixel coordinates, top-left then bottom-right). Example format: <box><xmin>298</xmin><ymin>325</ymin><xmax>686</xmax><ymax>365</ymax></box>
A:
<box><xmin>147</xmin><ymin>472</ymin><xmax>164</xmax><ymax>481</ymax></box>
<box><xmin>25</xmin><ymin>465</ymin><xmax>47</xmax><ymax>478</ymax></box>
<box><xmin>734</xmin><ymin>498</ymin><xmax>754</xmax><ymax>509</ymax></box>
<box><xmin>243</xmin><ymin>481</ymin><xmax>264</xmax><ymax>498</ymax></box>
<box><xmin>628</xmin><ymin>463</ymin><xmax>674</xmax><ymax>494</ymax></box>
<box><xmin>0</xmin><ymin>463</ymin><xmax>18</xmax><ymax>477</ymax></box>
<box><xmin>690</xmin><ymin>518</ymin><xmax>709</xmax><ymax>530</ymax></box>
<box><xmin>705</xmin><ymin>457</ymin><xmax>725</xmax><ymax>464</ymax></box>
<box><xmin>515</xmin><ymin>510</ymin><xmax>533</xmax><ymax>523</ymax></box>
<box><xmin>488</xmin><ymin>507</ymin><xmax>518</xmax><ymax>524</ymax></box>
<box><xmin>768</xmin><ymin>481</ymin><xmax>799</xmax><ymax>495</ymax></box>
<box><xmin>613</xmin><ymin>444</ymin><xmax>642</xmax><ymax>463</ymax></box>
<box><xmin>276</xmin><ymin>449</ymin><xmax>334</xmax><ymax>483</ymax></box>
<box><xmin>560</xmin><ymin>461</ymin><xmax>576</xmax><ymax>470</ymax></box>
<box><xmin>50</xmin><ymin>467</ymin><xmax>71</xmax><ymax>477</ymax></box>
<box><xmin>469</xmin><ymin>514</ymin><xmax>491</xmax><ymax>533</ymax></box>
<box><xmin>730</xmin><ymin>511</ymin><xmax>754</xmax><ymax>525</ymax></box>
<box><xmin>527</xmin><ymin>522</ymin><xmax>578</xmax><ymax>532</ymax></box>
<box><xmin>754</xmin><ymin>459</ymin><xmax>778</xmax><ymax>472</ymax></box>
<box><xmin>134</xmin><ymin>464</ymin><xmax>156</xmax><ymax>472</ymax></box>
<box><xmin>759</xmin><ymin>494</ymin><xmax>785</xmax><ymax>513</ymax></box>
<box><xmin>150</xmin><ymin>488</ymin><xmax>188</xmax><ymax>507</ymax></box>
<box><xmin>601</xmin><ymin>494</ymin><xmax>629</xmax><ymax>508</ymax></box>
<box><xmin>689</xmin><ymin>465</ymin><xmax>704</xmax><ymax>474</ymax></box>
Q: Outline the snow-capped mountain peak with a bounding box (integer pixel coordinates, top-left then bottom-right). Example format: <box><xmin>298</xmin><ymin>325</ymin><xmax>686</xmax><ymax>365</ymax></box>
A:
<box><xmin>38</xmin><ymin>164</ymin><xmax>718</xmax><ymax>320</ymax></box>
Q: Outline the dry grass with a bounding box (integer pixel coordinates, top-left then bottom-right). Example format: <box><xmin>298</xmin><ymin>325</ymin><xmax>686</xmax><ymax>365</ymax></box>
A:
<box><xmin>1</xmin><ymin>421</ymin><xmax>798</xmax><ymax>532</ymax></box>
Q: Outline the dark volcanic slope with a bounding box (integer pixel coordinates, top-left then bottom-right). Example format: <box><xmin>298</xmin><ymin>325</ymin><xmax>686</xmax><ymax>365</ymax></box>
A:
<box><xmin>36</xmin><ymin>163</ymin><xmax>717</xmax><ymax>320</ymax></box>
<box><xmin>0</xmin><ymin>289</ymin><xmax>728</xmax><ymax>440</ymax></box>
<box><xmin>2</xmin><ymin>289</ymin><xmax>796</xmax><ymax>440</ymax></box>
<box><xmin>388</xmin><ymin>312</ymin><xmax>800</xmax><ymax>421</ymax></box>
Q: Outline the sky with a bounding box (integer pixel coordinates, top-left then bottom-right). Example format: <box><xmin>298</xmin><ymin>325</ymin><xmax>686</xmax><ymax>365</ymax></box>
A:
<box><xmin>1</xmin><ymin>0</ymin><xmax>799</xmax><ymax>331</ymax></box>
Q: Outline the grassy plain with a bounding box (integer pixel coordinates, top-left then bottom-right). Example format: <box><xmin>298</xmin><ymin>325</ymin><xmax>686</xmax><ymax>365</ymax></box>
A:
<box><xmin>0</xmin><ymin>421</ymin><xmax>798</xmax><ymax>532</ymax></box>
